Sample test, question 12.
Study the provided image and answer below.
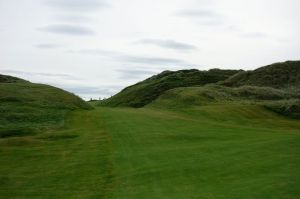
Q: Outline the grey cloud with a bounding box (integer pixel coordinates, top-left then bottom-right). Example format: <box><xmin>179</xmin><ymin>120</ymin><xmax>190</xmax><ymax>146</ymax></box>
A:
<box><xmin>35</xmin><ymin>44</ymin><xmax>61</xmax><ymax>49</ymax></box>
<box><xmin>240</xmin><ymin>32</ymin><xmax>268</xmax><ymax>38</ymax></box>
<box><xmin>77</xmin><ymin>49</ymin><xmax>121</xmax><ymax>56</ymax></box>
<box><xmin>73</xmin><ymin>49</ymin><xmax>189</xmax><ymax>66</ymax></box>
<box><xmin>45</xmin><ymin>0</ymin><xmax>109</xmax><ymax>12</ymax></box>
<box><xmin>0</xmin><ymin>69</ymin><xmax>81</xmax><ymax>80</ymax></box>
<box><xmin>137</xmin><ymin>39</ymin><xmax>197</xmax><ymax>51</ymax></box>
<box><xmin>123</xmin><ymin>56</ymin><xmax>186</xmax><ymax>65</ymax></box>
<box><xmin>38</xmin><ymin>24</ymin><xmax>95</xmax><ymax>36</ymax></box>
<box><xmin>117</xmin><ymin>69</ymin><xmax>157</xmax><ymax>80</ymax></box>
<box><xmin>38</xmin><ymin>73</ymin><xmax>81</xmax><ymax>80</ymax></box>
<box><xmin>175</xmin><ymin>9</ymin><xmax>223</xmax><ymax>26</ymax></box>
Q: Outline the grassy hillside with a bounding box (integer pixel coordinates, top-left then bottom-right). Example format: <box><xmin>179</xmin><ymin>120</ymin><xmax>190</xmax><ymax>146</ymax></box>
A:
<box><xmin>98</xmin><ymin>61</ymin><xmax>300</xmax><ymax>117</ymax></box>
<box><xmin>222</xmin><ymin>61</ymin><xmax>300</xmax><ymax>90</ymax></box>
<box><xmin>98</xmin><ymin>69</ymin><xmax>240</xmax><ymax>107</ymax></box>
<box><xmin>99</xmin><ymin>61</ymin><xmax>300</xmax><ymax>108</ymax></box>
<box><xmin>0</xmin><ymin>74</ymin><xmax>92</xmax><ymax>137</ymax></box>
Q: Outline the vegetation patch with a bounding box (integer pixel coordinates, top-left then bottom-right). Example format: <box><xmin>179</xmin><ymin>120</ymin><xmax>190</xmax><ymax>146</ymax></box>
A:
<box><xmin>264</xmin><ymin>100</ymin><xmax>300</xmax><ymax>119</ymax></box>
<box><xmin>0</xmin><ymin>128</ymin><xmax>36</xmax><ymax>138</ymax></box>
<box><xmin>37</xmin><ymin>132</ymin><xmax>79</xmax><ymax>140</ymax></box>
<box><xmin>222</xmin><ymin>61</ymin><xmax>300</xmax><ymax>90</ymax></box>
<box><xmin>0</xmin><ymin>74</ymin><xmax>27</xmax><ymax>83</ymax></box>
<box><xmin>149</xmin><ymin>84</ymin><xmax>300</xmax><ymax>118</ymax></box>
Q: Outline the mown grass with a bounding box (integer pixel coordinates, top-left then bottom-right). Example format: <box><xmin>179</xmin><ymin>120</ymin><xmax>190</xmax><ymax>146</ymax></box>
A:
<box><xmin>99</xmin><ymin>105</ymin><xmax>300</xmax><ymax>199</ymax></box>
<box><xmin>0</xmin><ymin>104</ymin><xmax>299</xmax><ymax>198</ymax></box>
<box><xmin>0</xmin><ymin>110</ymin><xmax>114</xmax><ymax>199</ymax></box>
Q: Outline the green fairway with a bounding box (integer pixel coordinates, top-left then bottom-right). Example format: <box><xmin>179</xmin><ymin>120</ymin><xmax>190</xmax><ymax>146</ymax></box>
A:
<box><xmin>101</xmin><ymin>106</ymin><xmax>300</xmax><ymax>199</ymax></box>
<box><xmin>1</xmin><ymin>105</ymin><xmax>299</xmax><ymax>198</ymax></box>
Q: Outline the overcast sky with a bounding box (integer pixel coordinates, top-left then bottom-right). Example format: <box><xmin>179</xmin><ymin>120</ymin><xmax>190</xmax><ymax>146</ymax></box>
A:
<box><xmin>0</xmin><ymin>0</ymin><xmax>299</xmax><ymax>99</ymax></box>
